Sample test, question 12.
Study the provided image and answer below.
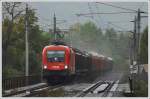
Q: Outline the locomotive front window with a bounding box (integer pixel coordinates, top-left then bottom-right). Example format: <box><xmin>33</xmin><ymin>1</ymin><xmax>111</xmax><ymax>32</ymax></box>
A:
<box><xmin>47</xmin><ymin>51</ymin><xmax>65</xmax><ymax>62</ymax></box>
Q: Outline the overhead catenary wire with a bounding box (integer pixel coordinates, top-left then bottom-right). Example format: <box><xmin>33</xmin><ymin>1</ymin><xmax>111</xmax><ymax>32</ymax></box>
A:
<box><xmin>76</xmin><ymin>11</ymin><xmax>137</xmax><ymax>30</ymax></box>
<box><xmin>76</xmin><ymin>11</ymin><xmax>134</xmax><ymax>33</ymax></box>
<box><xmin>95</xmin><ymin>2</ymin><xmax>147</xmax><ymax>14</ymax></box>
<box><xmin>76</xmin><ymin>11</ymin><xmax>137</xmax><ymax>17</ymax></box>
<box><xmin>106</xmin><ymin>20</ymin><xmax>133</xmax><ymax>23</ymax></box>
<box><xmin>76</xmin><ymin>7</ymin><xmax>138</xmax><ymax>32</ymax></box>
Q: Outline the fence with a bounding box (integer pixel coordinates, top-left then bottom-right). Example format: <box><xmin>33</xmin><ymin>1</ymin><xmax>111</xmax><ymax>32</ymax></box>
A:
<box><xmin>2</xmin><ymin>75</ymin><xmax>42</xmax><ymax>91</ymax></box>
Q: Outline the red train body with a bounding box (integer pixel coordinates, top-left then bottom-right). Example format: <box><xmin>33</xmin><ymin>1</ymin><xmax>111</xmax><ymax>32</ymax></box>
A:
<box><xmin>42</xmin><ymin>45</ymin><xmax>75</xmax><ymax>76</ymax></box>
<box><xmin>42</xmin><ymin>44</ymin><xmax>113</xmax><ymax>79</ymax></box>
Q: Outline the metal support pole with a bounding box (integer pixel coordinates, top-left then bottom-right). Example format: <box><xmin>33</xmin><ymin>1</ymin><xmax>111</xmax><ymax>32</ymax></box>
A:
<box><xmin>128</xmin><ymin>76</ymin><xmax>133</xmax><ymax>93</ymax></box>
<box><xmin>130</xmin><ymin>16</ymin><xmax>137</xmax><ymax>72</ymax></box>
<box><xmin>137</xmin><ymin>9</ymin><xmax>141</xmax><ymax>74</ymax></box>
<box><xmin>133</xmin><ymin>16</ymin><xmax>137</xmax><ymax>62</ymax></box>
<box><xmin>25</xmin><ymin>3</ymin><xmax>29</xmax><ymax>86</ymax></box>
<box><xmin>129</xmin><ymin>37</ymin><xmax>133</xmax><ymax>66</ymax></box>
<box><xmin>54</xmin><ymin>13</ymin><xmax>56</xmax><ymax>40</ymax></box>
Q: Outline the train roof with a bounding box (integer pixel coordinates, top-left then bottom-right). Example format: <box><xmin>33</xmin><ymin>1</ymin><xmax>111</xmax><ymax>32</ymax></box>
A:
<box><xmin>89</xmin><ymin>51</ymin><xmax>105</xmax><ymax>57</ymax></box>
<box><xmin>71</xmin><ymin>47</ymin><xmax>90</xmax><ymax>56</ymax></box>
<box><xmin>107</xmin><ymin>57</ymin><xmax>113</xmax><ymax>61</ymax></box>
<box><xmin>44</xmin><ymin>45</ymin><xmax>70</xmax><ymax>49</ymax></box>
<box><xmin>89</xmin><ymin>51</ymin><xmax>113</xmax><ymax>60</ymax></box>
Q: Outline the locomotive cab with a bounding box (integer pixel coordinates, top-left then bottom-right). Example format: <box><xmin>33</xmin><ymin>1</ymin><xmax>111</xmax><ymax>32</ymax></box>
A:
<box><xmin>42</xmin><ymin>45</ymin><xmax>75</xmax><ymax>77</ymax></box>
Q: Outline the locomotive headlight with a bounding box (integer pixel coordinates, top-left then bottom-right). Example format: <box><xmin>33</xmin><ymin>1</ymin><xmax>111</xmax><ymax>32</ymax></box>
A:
<box><xmin>44</xmin><ymin>65</ymin><xmax>47</xmax><ymax>69</ymax></box>
<box><xmin>64</xmin><ymin>65</ymin><xmax>68</xmax><ymax>69</ymax></box>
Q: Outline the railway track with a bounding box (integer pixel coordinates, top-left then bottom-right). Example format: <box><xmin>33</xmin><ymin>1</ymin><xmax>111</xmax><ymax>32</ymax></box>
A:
<box><xmin>76</xmin><ymin>80</ymin><xmax>118</xmax><ymax>97</ymax></box>
<box><xmin>3</xmin><ymin>83</ymin><xmax>66</xmax><ymax>97</ymax></box>
<box><xmin>3</xmin><ymin>83</ymin><xmax>49</xmax><ymax>97</ymax></box>
<box><xmin>26</xmin><ymin>83</ymin><xmax>66</xmax><ymax>97</ymax></box>
<box><xmin>3</xmin><ymin>80</ymin><xmax>120</xmax><ymax>97</ymax></box>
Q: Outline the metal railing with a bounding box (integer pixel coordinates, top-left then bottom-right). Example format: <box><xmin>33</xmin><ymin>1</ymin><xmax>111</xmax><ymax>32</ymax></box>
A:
<box><xmin>2</xmin><ymin>75</ymin><xmax>42</xmax><ymax>91</ymax></box>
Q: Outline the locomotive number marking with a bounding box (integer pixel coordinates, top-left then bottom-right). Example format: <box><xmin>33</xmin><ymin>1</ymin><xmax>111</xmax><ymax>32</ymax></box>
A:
<box><xmin>52</xmin><ymin>66</ymin><xmax>60</xmax><ymax>69</ymax></box>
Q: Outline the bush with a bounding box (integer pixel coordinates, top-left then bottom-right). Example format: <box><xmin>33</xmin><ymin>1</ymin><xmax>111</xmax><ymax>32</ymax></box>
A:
<box><xmin>2</xmin><ymin>65</ymin><xmax>23</xmax><ymax>78</ymax></box>
<box><xmin>133</xmin><ymin>79</ymin><xmax>148</xmax><ymax>97</ymax></box>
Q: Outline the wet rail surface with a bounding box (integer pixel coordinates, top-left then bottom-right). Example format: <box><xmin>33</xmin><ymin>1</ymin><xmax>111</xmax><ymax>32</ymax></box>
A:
<box><xmin>76</xmin><ymin>80</ymin><xmax>115</xmax><ymax>97</ymax></box>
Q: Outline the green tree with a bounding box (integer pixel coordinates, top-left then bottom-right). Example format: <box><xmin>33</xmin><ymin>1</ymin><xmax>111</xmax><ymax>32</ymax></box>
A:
<box><xmin>2</xmin><ymin>2</ymin><xmax>25</xmax><ymax>69</ymax></box>
<box><xmin>2</xmin><ymin>2</ymin><xmax>26</xmax><ymax>77</ymax></box>
<box><xmin>2</xmin><ymin>3</ymin><xmax>52</xmax><ymax>77</ymax></box>
<box><xmin>139</xmin><ymin>27</ymin><xmax>148</xmax><ymax>64</ymax></box>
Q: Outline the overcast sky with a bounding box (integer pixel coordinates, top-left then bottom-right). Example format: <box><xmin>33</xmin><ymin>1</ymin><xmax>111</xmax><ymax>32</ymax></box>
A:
<box><xmin>28</xmin><ymin>2</ymin><xmax>148</xmax><ymax>32</ymax></box>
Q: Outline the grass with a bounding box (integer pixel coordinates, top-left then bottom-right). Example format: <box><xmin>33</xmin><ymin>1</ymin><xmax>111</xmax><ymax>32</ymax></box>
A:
<box><xmin>48</xmin><ymin>88</ymin><xmax>65</xmax><ymax>97</ymax></box>
<box><xmin>133</xmin><ymin>79</ymin><xmax>148</xmax><ymax>97</ymax></box>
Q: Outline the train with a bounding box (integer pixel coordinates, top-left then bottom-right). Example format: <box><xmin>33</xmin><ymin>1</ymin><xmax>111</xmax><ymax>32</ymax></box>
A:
<box><xmin>42</xmin><ymin>42</ymin><xmax>113</xmax><ymax>81</ymax></box>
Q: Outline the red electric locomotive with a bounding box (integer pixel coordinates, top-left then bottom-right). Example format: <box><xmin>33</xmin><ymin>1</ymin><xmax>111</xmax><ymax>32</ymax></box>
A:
<box><xmin>42</xmin><ymin>45</ymin><xmax>75</xmax><ymax>78</ymax></box>
<box><xmin>42</xmin><ymin>42</ymin><xmax>113</xmax><ymax>82</ymax></box>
